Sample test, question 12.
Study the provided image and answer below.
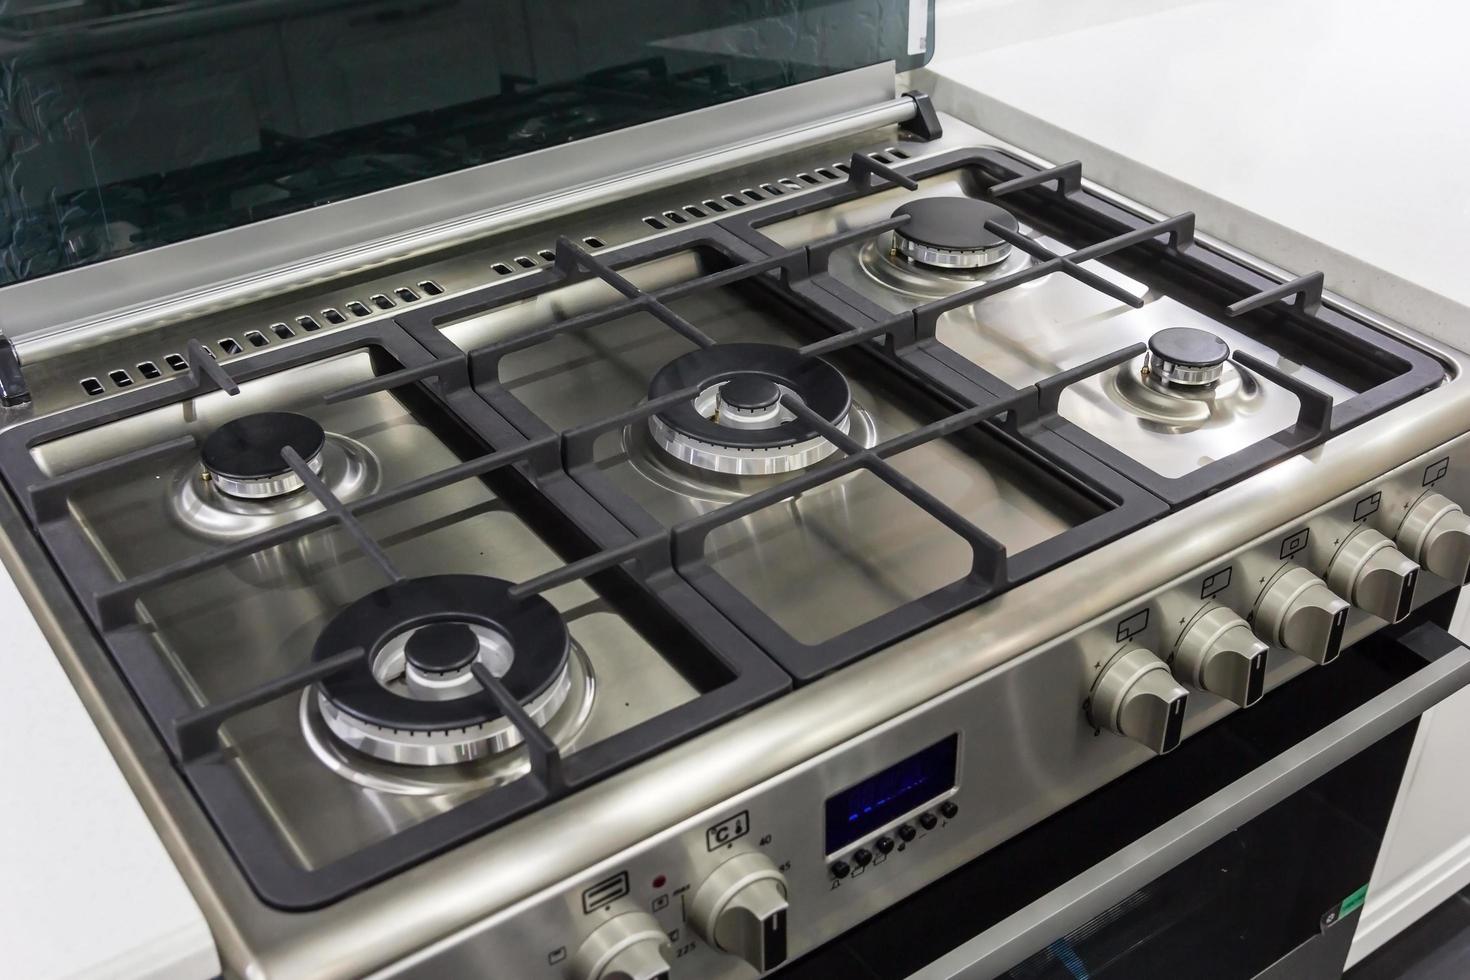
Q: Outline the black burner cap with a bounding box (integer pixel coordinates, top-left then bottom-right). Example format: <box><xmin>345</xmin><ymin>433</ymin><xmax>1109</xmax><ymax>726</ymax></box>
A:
<box><xmin>648</xmin><ymin>343</ymin><xmax>850</xmax><ymax>450</ymax></box>
<box><xmin>404</xmin><ymin>622</ymin><xmax>480</xmax><ymax>675</ymax></box>
<box><xmin>892</xmin><ymin>197</ymin><xmax>1019</xmax><ymax>251</ymax></box>
<box><xmin>720</xmin><ymin>375</ymin><xmax>781</xmax><ymax>412</ymax></box>
<box><xmin>315</xmin><ymin>575</ymin><xmax>569</xmax><ymax>732</ymax></box>
<box><xmin>201</xmin><ymin>412</ymin><xmax>326</xmax><ymax>480</ymax></box>
<box><xmin>1147</xmin><ymin>327</ymin><xmax>1230</xmax><ymax>368</ymax></box>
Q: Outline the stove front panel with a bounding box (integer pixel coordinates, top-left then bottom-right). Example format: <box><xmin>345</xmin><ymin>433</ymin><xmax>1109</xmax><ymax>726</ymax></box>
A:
<box><xmin>382</xmin><ymin>430</ymin><xmax>1470</xmax><ymax>979</ymax></box>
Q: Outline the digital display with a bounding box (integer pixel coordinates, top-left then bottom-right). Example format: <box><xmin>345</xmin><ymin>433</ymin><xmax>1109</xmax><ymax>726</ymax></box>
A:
<box><xmin>825</xmin><ymin>735</ymin><xmax>959</xmax><ymax>853</ymax></box>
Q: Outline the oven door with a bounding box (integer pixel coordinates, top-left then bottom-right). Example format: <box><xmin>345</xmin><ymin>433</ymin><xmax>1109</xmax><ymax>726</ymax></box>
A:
<box><xmin>779</xmin><ymin>613</ymin><xmax>1470</xmax><ymax>980</ymax></box>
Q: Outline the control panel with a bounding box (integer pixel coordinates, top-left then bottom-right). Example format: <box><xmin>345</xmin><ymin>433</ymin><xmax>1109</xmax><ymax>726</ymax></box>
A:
<box><xmin>401</xmin><ymin>437</ymin><xmax>1470</xmax><ymax>980</ymax></box>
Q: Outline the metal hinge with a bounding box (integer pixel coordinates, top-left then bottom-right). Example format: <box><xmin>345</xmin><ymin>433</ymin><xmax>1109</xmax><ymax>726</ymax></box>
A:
<box><xmin>0</xmin><ymin>333</ymin><xmax>30</xmax><ymax>406</ymax></box>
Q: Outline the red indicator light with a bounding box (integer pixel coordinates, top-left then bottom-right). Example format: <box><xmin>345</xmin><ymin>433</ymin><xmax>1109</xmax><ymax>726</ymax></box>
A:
<box><xmin>652</xmin><ymin>874</ymin><xmax>667</xmax><ymax>889</ymax></box>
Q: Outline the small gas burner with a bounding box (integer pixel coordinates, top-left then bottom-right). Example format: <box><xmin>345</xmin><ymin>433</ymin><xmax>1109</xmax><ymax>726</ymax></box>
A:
<box><xmin>313</xmin><ymin>575</ymin><xmax>574</xmax><ymax>766</ymax></box>
<box><xmin>201</xmin><ymin>412</ymin><xmax>325</xmax><ymax>499</ymax></box>
<box><xmin>891</xmin><ymin>197</ymin><xmax>1019</xmax><ymax>270</ymax></box>
<box><xmin>1146</xmin><ymin>328</ymin><xmax>1231</xmax><ymax>388</ymax></box>
<box><xmin>646</xmin><ymin>343</ymin><xmax>852</xmax><ymax>475</ymax></box>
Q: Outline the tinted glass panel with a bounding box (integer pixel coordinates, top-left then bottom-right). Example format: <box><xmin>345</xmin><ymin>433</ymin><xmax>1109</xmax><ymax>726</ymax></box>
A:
<box><xmin>0</xmin><ymin>0</ymin><xmax>931</xmax><ymax>286</ymax></box>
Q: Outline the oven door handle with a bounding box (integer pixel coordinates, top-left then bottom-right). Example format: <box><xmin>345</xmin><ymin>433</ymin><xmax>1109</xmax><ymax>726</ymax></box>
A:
<box><xmin>907</xmin><ymin>622</ymin><xmax>1470</xmax><ymax>980</ymax></box>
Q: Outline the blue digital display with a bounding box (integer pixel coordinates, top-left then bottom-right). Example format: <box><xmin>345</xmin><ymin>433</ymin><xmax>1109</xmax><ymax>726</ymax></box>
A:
<box><xmin>824</xmin><ymin>735</ymin><xmax>959</xmax><ymax>853</ymax></box>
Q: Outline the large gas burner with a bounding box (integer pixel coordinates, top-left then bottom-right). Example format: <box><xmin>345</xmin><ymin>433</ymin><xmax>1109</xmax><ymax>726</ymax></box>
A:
<box><xmin>646</xmin><ymin>343</ymin><xmax>854</xmax><ymax>476</ymax></box>
<box><xmin>313</xmin><ymin>575</ymin><xmax>574</xmax><ymax>766</ymax></box>
<box><xmin>890</xmin><ymin>197</ymin><xmax>1019</xmax><ymax>270</ymax></box>
<box><xmin>200</xmin><ymin>411</ymin><xmax>326</xmax><ymax>499</ymax></box>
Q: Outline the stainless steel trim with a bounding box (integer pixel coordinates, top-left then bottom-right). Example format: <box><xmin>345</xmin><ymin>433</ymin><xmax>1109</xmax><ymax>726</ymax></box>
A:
<box><xmin>4</xmin><ymin>66</ymin><xmax>909</xmax><ymax>354</ymax></box>
<box><xmin>906</xmin><ymin>627</ymin><xmax>1470</xmax><ymax>980</ymax></box>
<box><xmin>1146</xmin><ymin>352</ymin><xmax>1225</xmax><ymax>388</ymax></box>
<box><xmin>206</xmin><ymin>447</ymin><xmax>324</xmax><ymax>500</ymax></box>
<box><xmin>892</xmin><ymin>233</ymin><xmax>1013</xmax><ymax>270</ymax></box>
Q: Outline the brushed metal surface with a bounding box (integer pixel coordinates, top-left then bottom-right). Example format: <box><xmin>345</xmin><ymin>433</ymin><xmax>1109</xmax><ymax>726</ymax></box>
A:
<box><xmin>760</xmin><ymin>182</ymin><xmax>1352</xmax><ymax>481</ymax></box>
<box><xmin>2</xmin><ymin>110</ymin><xmax>1468</xmax><ymax>979</ymax></box>
<box><xmin>437</xmin><ymin>251</ymin><xmax>1100</xmax><ymax>645</ymax></box>
<box><xmin>31</xmin><ymin>349</ymin><xmax>698</xmax><ymax>870</ymax></box>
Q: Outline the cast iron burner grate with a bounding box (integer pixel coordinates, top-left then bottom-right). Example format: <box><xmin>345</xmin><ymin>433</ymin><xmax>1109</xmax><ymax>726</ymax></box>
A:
<box><xmin>0</xmin><ymin>326</ymin><xmax>789</xmax><ymax>909</ymax></box>
<box><xmin>0</xmin><ymin>139</ymin><xmax>1443</xmax><ymax>912</ymax></box>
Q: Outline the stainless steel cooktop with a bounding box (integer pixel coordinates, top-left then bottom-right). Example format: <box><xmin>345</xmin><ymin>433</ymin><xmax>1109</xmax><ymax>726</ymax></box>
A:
<box><xmin>2</xmin><ymin>94</ymin><xmax>1467</xmax><ymax>980</ymax></box>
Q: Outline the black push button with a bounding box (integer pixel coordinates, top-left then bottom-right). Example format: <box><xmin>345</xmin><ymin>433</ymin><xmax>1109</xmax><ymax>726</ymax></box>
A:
<box><xmin>939</xmin><ymin>800</ymin><xmax>959</xmax><ymax>819</ymax></box>
<box><xmin>852</xmin><ymin>847</ymin><xmax>873</xmax><ymax>867</ymax></box>
<box><xmin>875</xmin><ymin>835</ymin><xmax>895</xmax><ymax>855</ymax></box>
<box><xmin>919</xmin><ymin>812</ymin><xmax>938</xmax><ymax>831</ymax></box>
<box><xmin>830</xmin><ymin>859</ymin><xmax>851</xmax><ymax>879</ymax></box>
<box><xmin>897</xmin><ymin>823</ymin><xmax>917</xmax><ymax>842</ymax></box>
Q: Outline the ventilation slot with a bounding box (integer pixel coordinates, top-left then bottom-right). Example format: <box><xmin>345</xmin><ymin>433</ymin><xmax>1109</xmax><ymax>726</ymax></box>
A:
<box><xmin>370</xmin><ymin>293</ymin><xmax>396</xmax><ymax>310</ymax></box>
<box><xmin>779</xmin><ymin>178</ymin><xmax>802</xmax><ymax>189</ymax></box>
<box><xmin>888</xmin><ymin>147</ymin><xmax>910</xmax><ymax>159</ymax></box>
<box><xmin>136</xmin><ymin>361</ymin><xmax>161</xmax><ymax>379</ymax></box>
<box><xmin>702</xmin><ymin>199</ymin><xmax>726</xmax><ymax>213</ymax></box>
<box><xmin>345</xmin><ymin>301</ymin><xmax>371</xmax><ymax>317</ymax></box>
<box><xmin>514</xmin><ymin>256</ymin><xmax>536</xmax><ymax>269</ymax></box>
<box><xmin>492</xmin><ymin>262</ymin><xmax>514</xmax><ymax>275</ymax></box>
<box><xmin>723</xmin><ymin>194</ymin><xmax>745</xmax><ymax>208</ymax></box>
<box><xmin>109</xmin><ymin>369</ymin><xmax>133</xmax><ymax>388</ymax></box>
<box><xmin>644</xmin><ymin>216</ymin><xmax>667</xmax><ymax>230</ymax></box>
<box><xmin>583</xmin><ymin>236</ymin><xmax>605</xmax><ymax>249</ymax></box>
<box><xmin>835</xmin><ymin>161</ymin><xmax>852</xmax><ymax>173</ymax></box>
<box><xmin>761</xmin><ymin>183</ymin><xmax>783</xmax><ymax>196</ymax></box>
<box><xmin>395</xmin><ymin>287</ymin><xmax>419</xmax><ymax>303</ymax></box>
<box><xmin>272</xmin><ymin>323</ymin><xmax>294</xmax><ymax>339</ymax></box>
<box><xmin>743</xmin><ymin>188</ymin><xmax>764</xmax><ymax>201</ymax></box>
<box><xmin>244</xmin><ymin>330</ymin><xmax>269</xmax><ymax>348</ymax></box>
<box><xmin>418</xmin><ymin>279</ymin><xmax>444</xmax><ymax>295</ymax></box>
<box><xmin>872</xmin><ymin>152</ymin><xmax>892</xmax><ymax>164</ymax></box>
<box><xmin>219</xmin><ymin>338</ymin><xmax>243</xmax><ymax>355</ymax></box>
<box><xmin>318</xmin><ymin>310</ymin><xmax>342</xmax><ymax>326</ymax></box>
<box><xmin>538</xmin><ymin>249</ymin><xmax>556</xmax><ymax>262</ymax></box>
<box><xmin>662</xmin><ymin>210</ymin><xmax>687</xmax><ymax>225</ymax></box>
<box><xmin>165</xmin><ymin>354</ymin><xmax>188</xmax><ymax>372</ymax></box>
<box><xmin>684</xmin><ymin>205</ymin><xmax>706</xmax><ymax>218</ymax></box>
<box><xmin>796</xmin><ymin>172</ymin><xmax>819</xmax><ymax>184</ymax></box>
<box><xmin>816</xmin><ymin>168</ymin><xmax>838</xmax><ymax>180</ymax></box>
<box><xmin>80</xmin><ymin>377</ymin><xmax>104</xmax><ymax>397</ymax></box>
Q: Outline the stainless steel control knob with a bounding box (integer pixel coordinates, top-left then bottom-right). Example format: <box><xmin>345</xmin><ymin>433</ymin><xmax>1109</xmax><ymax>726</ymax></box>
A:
<box><xmin>1172</xmin><ymin>604</ymin><xmax>1269</xmax><ymax>707</ymax></box>
<box><xmin>572</xmin><ymin>912</ymin><xmax>672</xmax><ymax>980</ymax></box>
<box><xmin>691</xmin><ymin>851</ymin><xmax>789</xmax><ymax>973</ymax></box>
<box><xmin>1398</xmin><ymin>492</ymin><xmax>1470</xmax><ymax>584</ymax></box>
<box><xmin>1088</xmin><ymin>646</ymin><xmax>1189</xmax><ymax>754</ymax></box>
<box><xmin>1253</xmin><ymin>565</ymin><xmax>1350</xmax><ymax>665</ymax></box>
<box><xmin>1327</xmin><ymin>526</ymin><xmax>1420</xmax><ymax>624</ymax></box>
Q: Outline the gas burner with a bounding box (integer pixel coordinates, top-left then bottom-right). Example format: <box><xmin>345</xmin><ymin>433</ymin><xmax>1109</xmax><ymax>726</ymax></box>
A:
<box><xmin>1145</xmin><ymin>328</ymin><xmax>1231</xmax><ymax>388</ymax></box>
<box><xmin>646</xmin><ymin>343</ymin><xmax>852</xmax><ymax>475</ymax></box>
<box><xmin>201</xmin><ymin>412</ymin><xmax>326</xmax><ymax>499</ymax></box>
<box><xmin>313</xmin><ymin>575</ymin><xmax>574</xmax><ymax>767</ymax></box>
<box><xmin>891</xmin><ymin>197</ymin><xmax>1020</xmax><ymax>270</ymax></box>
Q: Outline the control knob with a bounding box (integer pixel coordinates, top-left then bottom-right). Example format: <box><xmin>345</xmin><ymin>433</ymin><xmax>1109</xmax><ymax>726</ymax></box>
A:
<box><xmin>691</xmin><ymin>851</ymin><xmax>789</xmax><ymax>973</ymax></box>
<box><xmin>1326</xmin><ymin>526</ymin><xmax>1419</xmax><ymax>624</ymax></box>
<box><xmin>1171</xmin><ymin>604</ymin><xmax>1269</xmax><ymax>707</ymax></box>
<box><xmin>1088</xmin><ymin>646</ymin><xmax>1189</xmax><ymax>754</ymax></box>
<box><xmin>1397</xmin><ymin>491</ymin><xmax>1470</xmax><ymax>584</ymax></box>
<box><xmin>572</xmin><ymin>912</ymin><xmax>672</xmax><ymax>980</ymax></box>
<box><xmin>1253</xmin><ymin>565</ymin><xmax>1350</xmax><ymax>665</ymax></box>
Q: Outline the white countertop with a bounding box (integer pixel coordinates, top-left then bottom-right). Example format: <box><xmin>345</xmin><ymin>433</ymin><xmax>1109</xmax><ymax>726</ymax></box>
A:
<box><xmin>914</xmin><ymin>0</ymin><xmax>1470</xmax><ymax>346</ymax></box>
<box><xmin>1</xmin><ymin>562</ymin><xmax>217</xmax><ymax>979</ymax></box>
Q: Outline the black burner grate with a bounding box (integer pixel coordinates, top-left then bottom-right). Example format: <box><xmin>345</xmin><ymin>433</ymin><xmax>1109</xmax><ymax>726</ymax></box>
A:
<box><xmin>0</xmin><ymin>136</ymin><xmax>1444</xmax><ymax>911</ymax></box>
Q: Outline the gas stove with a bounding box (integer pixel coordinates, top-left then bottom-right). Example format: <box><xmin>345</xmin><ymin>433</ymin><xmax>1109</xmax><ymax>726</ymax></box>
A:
<box><xmin>5</xmin><ymin>48</ymin><xmax>1470</xmax><ymax>980</ymax></box>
